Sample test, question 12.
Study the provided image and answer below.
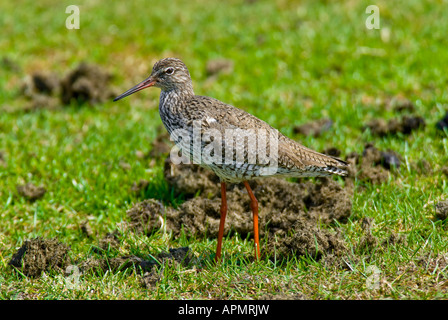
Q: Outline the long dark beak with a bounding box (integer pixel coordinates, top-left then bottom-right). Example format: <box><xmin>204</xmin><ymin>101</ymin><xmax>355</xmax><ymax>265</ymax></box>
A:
<box><xmin>113</xmin><ymin>76</ymin><xmax>156</xmax><ymax>101</ymax></box>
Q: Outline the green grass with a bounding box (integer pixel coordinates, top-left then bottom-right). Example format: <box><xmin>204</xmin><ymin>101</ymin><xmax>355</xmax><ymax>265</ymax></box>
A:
<box><xmin>1</xmin><ymin>0</ymin><xmax>448</xmax><ymax>299</ymax></box>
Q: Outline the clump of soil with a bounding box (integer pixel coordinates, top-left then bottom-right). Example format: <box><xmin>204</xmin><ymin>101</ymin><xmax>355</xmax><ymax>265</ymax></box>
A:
<box><xmin>435</xmin><ymin>201</ymin><xmax>448</xmax><ymax>220</ymax></box>
<box><xmin>9</xmin><ymin>238</ymin><xmax>70</xmax><ymax>277</ymax></box>
<box><xmin>141</xmin><ymin>270</ymin><xmax>162</xmax><ymax>289</ymax></box>
<box><xmin>364</xmin><ymin>115</ymin><xmax>425</xmax><ymax>137</ymax></box>
<box><xmin>20</xmin><ymin>62</ymin><xmax>115</xmax><ymax>109</ymax></box>
<box><xmin>128</xmin><ymin>156</ymin><xmax>352</xmax><ymax>244</ymax></box>
<box><xmin>16</xmin><ymin>182</ymin><xmax>46</xmax><ymax>201</ymax></box>
<box><xmin>206</xmin><ymin>58</ymin><xmax>234</xmax><ymax>76</ymax></box>
<box><xmin>321</xmin><ymin>147</ymin><xmax>341</xmax><ymax>158</ymax></box>
<box><xmin>265</xmin><ymin>217</ymin><xmax>346</xmax><ymax>261</ymax></box>
<box><xmin>140</xmin><ymin>247</ymin><xmax>193</xmax><ymax>288</ymax></box>
<box><xmin>79</xmin><ymin>247</ymin><xmax>192</xmax><ymax>275</ymax></box>
<box><xmin>389</xmin><ymin>96</ymin><xmax>415</xmax><ymax>113</ymax></box>
<box><xmin>126</xmin><ymin>199</ymin><xmax>179</xmax><ymax>235</ymax></box>
<box><xmin>22</xmin><ymin>72</ymin><xmax>60</xmax><ymax>96</ymax></box>
<box><xmin>442</xmin><ymin>167</ymin><xmax>448</xmax><ymax>177</ymax></box>
<box><xmin>21</xmin><ymin>73</ymin><xmax>60</xmax><ymax>111</ymax></box>
<box><xmin>164</xmin><ymin>156</ymin><xmax>221</xmax><ymax>198</ymax></box>
<box><xmin>436</xmin><ymin>111</ymin><xmax>448</xmax><ymax>132</ymax></box>
<box><xmin>345</xmin><ymin>143</ymin><xmax>400</xmax><ymax>185</ymax></box>
<box><xmin>80</xmin><ymin>220</ymin><xmax>93</xmax><ymax>238</ymax></box>
<box><xmin>32</xmin><ymin>72</ymin><xmax>60</xmax><ymax>95</ymax></box>
<box><xmin>61</xmin><ymin>63</ymin><xmax>115</xmax><ymax>105</ymax></box>
<box><xmin>92</xmin><ymin>230</ymin><xmax>121</xmax><ymax>253</ymax></box>
<box><xmin>156</xmin><ymin>247</ymin><xmax>192</xmax><ymax>266</ymax></box>
<box><xmin>293</xmin><ymin>118</ymin><xmax>333</xmax><ymax>137</ymax></box>
<box><xmin>79</xmin><ymin>255</ymin><xmax>143</xmax><ymax>273</ymax></box>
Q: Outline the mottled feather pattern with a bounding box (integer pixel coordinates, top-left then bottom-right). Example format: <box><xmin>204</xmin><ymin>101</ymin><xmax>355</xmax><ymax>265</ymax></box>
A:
<box><xmin>153</xmin><ymin>58</ymin><xmax>348</xmax><ymax>182</ymax></box>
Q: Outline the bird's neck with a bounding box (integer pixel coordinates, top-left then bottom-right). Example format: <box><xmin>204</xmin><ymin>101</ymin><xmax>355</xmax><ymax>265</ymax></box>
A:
<box><xmin>159</xmin><ymin>84</ymin><xmax>194</xmax><ymax>114</ymax></box>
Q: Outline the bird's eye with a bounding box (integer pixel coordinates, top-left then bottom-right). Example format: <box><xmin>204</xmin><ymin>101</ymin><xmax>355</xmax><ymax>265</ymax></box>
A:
<box><xmin>165</xmin><ymin>67</ymin><xmax>174</xmax><ymax>75</ymax></box>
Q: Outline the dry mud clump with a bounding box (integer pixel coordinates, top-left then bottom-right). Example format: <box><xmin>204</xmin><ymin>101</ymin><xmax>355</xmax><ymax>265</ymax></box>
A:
<box><xmin>126</xmin><ymin>156</ymin><xmax>354</xmax><ymax>260</ymax></box>
<box><xmin>265</xmin><ymin>217</ymin><xmax>347</xmax><ymax>260</ymax></box>
<box><xmin>206</xmin><ymin>58</ymin><xmax>234</xmax><ymax>77</ymax></box>
<box><xmin>164</xmin><ymin>156</ymin><xmax>221</xmax><ymax>198</ymax></box>
<box><xmin>436</xmin><ymin>111</ymin><xmax>448</xmax><ymax>132</ymax></box>
<box><xmin>20</xmin><ymin>72</ymin><xmax>60</xmax><ymax>111</ymax></box>
<box><xmin>364</xmin><ymin>115</ymin><xmax>425</xmax><ymax>137</ymax></box>
<box><xmin>16</xmin><ymin>182</ymin><xmax>46</xmax><ymax>201</ymax></box>
<box><xmin>79</xmin><ymin>247</ymin><xmax>192</xmax><ymax>275</ymax></box>
<box><xmin>435</xmin><ymin>201</ymin><xmax>448</xmax><ymax>221</ymax></box>
<box><xmin>8</xmin><ymin>238</ymin><xmax>70</xmax><ymax>277</ymax></box>
<box><xmin>61</xmin><ymin>63</ymin><xmax>115</xmax><ymax>105</ymax></box>
<box><xmin>20</xmin><ymin>63</ymin><xmax>115</xmax><ymax>109</ymax></box>
<box><xmin>345</xmin><ymin>143</ymin><xmax>400</xmax><ymax>185</ymax></box>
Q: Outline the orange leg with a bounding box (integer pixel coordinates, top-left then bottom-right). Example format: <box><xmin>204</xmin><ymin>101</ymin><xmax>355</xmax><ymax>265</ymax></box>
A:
<box><xmin>243</xmin><ymin>181</ymin><xmax>260</xmax><ymax>260</ymax></box>
<box><xmin>215</xmin><ymin>182</ymin><xmax>227</xmax><ymax>262</ymax></box>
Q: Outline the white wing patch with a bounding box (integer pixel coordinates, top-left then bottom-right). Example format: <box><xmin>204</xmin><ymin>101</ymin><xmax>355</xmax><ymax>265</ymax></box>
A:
<box><xmin>206</xmin><ymin>117</ymin><xmax>218</xmax><ymax>125</ymax></box>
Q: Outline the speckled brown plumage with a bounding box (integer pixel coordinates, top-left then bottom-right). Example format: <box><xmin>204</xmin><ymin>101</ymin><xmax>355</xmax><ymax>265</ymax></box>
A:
<box><xmin>114</xmin><ymin>57</ymin><xmax>349</xmax><ymax>261</ymax></box>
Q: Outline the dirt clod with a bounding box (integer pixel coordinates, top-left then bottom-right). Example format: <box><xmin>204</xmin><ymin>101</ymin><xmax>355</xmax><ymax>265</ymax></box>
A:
<box><xmin>322</xmin><ymin>147</ymin><xmax>341</xmax><ymax>158</ymax></box>
<box><xmin>126</xmin><ymin>199</ymin><xmax>180</xmax><ymax>236</ymax></box>
<box><xmin>390</xmin><ymin>97</ymin><xmax>415</xmax><ymax>113</ymax></box>
<box><xmin>141</xmin><ymin>270</ymin><xmax>162</xmax><ymax>288</ymax></box>
<box><xmin>16</xmin><ymin>182</ymin><xmax>46</xmax><ymax>201</ymax></box>
<box><xmin>364</xmin><ymin>115</ymin><xmax>425</xmax><ymax>136</ymax></box>
<box><xmin>442</xmin><ymin>167</ymin><xmax>448</xmax><ymax>177</ymax></box>
<box><xmin>346</xmin><ymin>143</ymin><xmax>401</xmax><ymax>185</ymax></box>
<box><xmin>436</xmin><ymin>111</ymin><xmax>448</xmax><ymax>132</ymax></box>
<box><xmin>61</xmin><ymin>63</ymin><xmax>114</xmax><ymax>105</ymax></box>
<box><xmin>164</xmin><ymin>156</ymin><xmax>221</xmax><ymax>198</ymax></box>
<box><xmin>80</xmin><ymin>220</ymin><xmax>93</xmax><ymax>238</ymax></box>
<box><xmin>435</xmin><ymin>201</ymin><xmax>448</xmax><ymax>220</ymax></box>
<box><xmin>206</xmin><ymin>58</ymin><xmax>234</xmax><ymax>76</ymax></box>
<box><xmin>158</xmin><ymin>247</ymin><xmax>192</xmax><ymax>265</ymax></box>
<box><xmin>80</xmin><ymin>247</ymin><xmax>192</xmax><ymax>275</ymax></box>
<box><xmin>266</xmin><ymin>218</ymin><xmax>346</xmax><ymax>261</ymax></box>
<box><xmin>96</xmin><ymin>231</ymin><xmax>121</xmax><ymax>252</ymax></box>
<box><xmin>293</xmin><ymin>118</ymin><xmax>333</xmax><ymax>137</ymax></box>
<box><xmin>9</xmin><ymin>238</ymin><xmax>70</xmax><ymax>277</ymax></box>
<box><xmin>132</xmin><ymin>158</ymin><xmax>352</xmax><ymax>245</ymax></box>
<box><xmin>31</xmin><ymin>72</ymin><xmax>60</xmax><ymax>95</ymax></box>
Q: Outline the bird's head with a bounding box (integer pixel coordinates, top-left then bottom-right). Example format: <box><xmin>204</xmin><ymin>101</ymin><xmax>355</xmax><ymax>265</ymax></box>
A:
<box><xmin>114</xmin><ymin>57</ymin><xmax>193</xmax><ymax>101</ymax></box>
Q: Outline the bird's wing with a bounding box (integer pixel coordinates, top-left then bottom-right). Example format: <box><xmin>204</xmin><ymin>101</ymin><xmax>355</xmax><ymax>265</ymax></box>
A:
<box><xmin>185</xmin><ymin>96</ymin><xmax>348</xmax><ymax>172</ymax></box>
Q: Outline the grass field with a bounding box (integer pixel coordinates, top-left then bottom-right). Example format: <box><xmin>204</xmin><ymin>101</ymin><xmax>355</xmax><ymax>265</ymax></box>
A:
<box><xmin>1</xmin><ymin>0</ymin><xmax>448</xmax><ymax>300</ymax></box>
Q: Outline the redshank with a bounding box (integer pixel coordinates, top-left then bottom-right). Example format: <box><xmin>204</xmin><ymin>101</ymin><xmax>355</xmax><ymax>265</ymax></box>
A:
<box><xmin>114</xmin><ymin>58</ymin><xmax>348</xmax><ymax>262</ymax></box>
